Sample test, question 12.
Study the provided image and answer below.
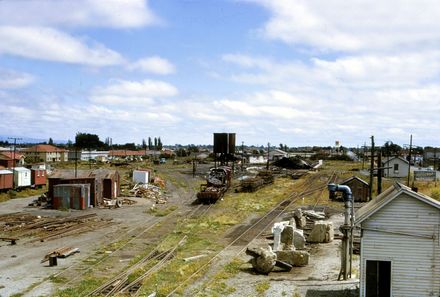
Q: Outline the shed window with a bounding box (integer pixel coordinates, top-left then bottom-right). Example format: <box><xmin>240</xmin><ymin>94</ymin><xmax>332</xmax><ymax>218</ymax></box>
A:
<box><xmin>365</xmin><ymin>260</ymin><xmax>391</xmax><ymax>297</ymax></box>
<box><xmin>393</xmin><ymin>164</ymin><xmax>399</xmax><ymax>171</ymax></box>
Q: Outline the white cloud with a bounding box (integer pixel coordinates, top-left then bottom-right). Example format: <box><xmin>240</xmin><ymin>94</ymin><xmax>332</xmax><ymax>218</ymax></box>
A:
<box><xmin>248</xmin><ymin>0</ymin><xmax>440</xmax><ymax>52</ymax></box>
<box><xmin>0</xmin><ymin>0</ymin><xmax>158</xmax><ymax>28</ymax></box>
<box><xmin>128</xmin><ymin>56</ymin><xmax>176</xmax><ymax>75</ymax></box>
<box><xmin>0</xmin><ymin>69</ymin><xmax>35</xmax><ymax>89</ymax></box>
<box><xmin>0</xmin><ymin>26</ymin><xmax>124</xmax><ymax>66</ymax></box>
<box><xmin>90</xmin><ymin>79</ymin><xmax>178</xmax><ymax>105</ymax></box>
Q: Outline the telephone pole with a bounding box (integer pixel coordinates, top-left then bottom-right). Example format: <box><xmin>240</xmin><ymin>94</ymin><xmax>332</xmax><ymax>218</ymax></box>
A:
<box><xmin>8</xmin><ymin>137</ymin><xmax>22</xmax><ymax>189</ymax></box>
<box><xmin>407</xmin><ymin>134</ymin><xmax>412</xmax><ymax>187</ymax></box>
<box><xmin>266</xmin><ymin>142</ymin><xmax>270</xmax><ymax>170</ymax></box>
<box><xmin>369</xmin><ymin>136</ymin><xmax>375</xmax><ymax>200</ymax></box>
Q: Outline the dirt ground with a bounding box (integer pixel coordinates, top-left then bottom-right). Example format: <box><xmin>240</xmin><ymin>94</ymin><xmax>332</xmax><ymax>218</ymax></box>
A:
<box><xmin>186</xmin><ymin>211</ymin><xmax>359</xmax><ymax>297</ymax></box>
<box><xmin>0</xmin><ymin>162</ymin><xmax>361</xmax><ymax>297</ymax></box>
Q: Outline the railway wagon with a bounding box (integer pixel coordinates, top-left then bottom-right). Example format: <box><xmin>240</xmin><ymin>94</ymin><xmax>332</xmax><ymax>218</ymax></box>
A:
<box><xmin>197</xmin><ymin>166</ymin><xmax>232</xmax><ymax>203</ymax></box>
<box><xmin>31</xmin><ymin>168</ymin><xmax>47</xmax><ymax>188</ymax></box>
<box><xmin>0</xmin><ymin>169</ymin><xmax>13</xmax><ymax>191</ymax></box>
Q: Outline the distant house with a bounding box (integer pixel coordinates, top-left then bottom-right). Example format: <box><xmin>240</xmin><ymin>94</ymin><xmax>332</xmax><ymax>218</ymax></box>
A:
<box><xmin>80</xmin><ymin>151</ymin><xmax>109</xmax><ymax>162</ymax></box>
<box><xmin>382</xmin><ymin>156</ymin><xmax>409</xmax><ymax>178</ymax></box>
<box><xmin>0</xmin><ymin>152</ymin><xmax>25</xmax><ymax>168</ymax></box>
<box><xmin>268</xmin><ymin>149</ymin><xmax>288</xmax><ymax>161</ymax></box>
<box><xmin>24</xmin><ymin>144</ymin><xmax>68</xmax><ymax>162</ymax></box>
<box><xmin>109</xmin><ymin>150</ymin><xmax>146</xmax><ymax>160</ymax></box>
<box><xmin>356</xmin><ymin>183</ymin><xmax>440</xmax><ymax>297</ymax></box>
<box><xmin>341</xmin><ymin>176</ymin><xmax>369</xmax><ymax>202</ymax></box>
<box><xmin>48</xmin><ymin>169</ymin><xmax>120</xmax><ymax>207</ymax></box>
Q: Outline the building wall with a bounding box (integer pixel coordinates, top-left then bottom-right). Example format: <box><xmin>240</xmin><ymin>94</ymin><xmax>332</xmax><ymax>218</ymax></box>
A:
<box><xmin>360</xmin><ymin>193</ymin><xmax>440</xmax><ymax>297</ymax></box>
<box><xmin>31</xmin><ymin>169</ymin><xmax>46</xmax><ymax>186</ymax></box>
<box><xmin>384</xmin><ymin>159</ymin><xmax>409</xmax><ymax>178</ymax></box>
<box><xmin>343</xmin><ymin>179</ymin><xmax>369</xmax><ymax>202</ymax></box>
<box><xmin>0</xmin><ymin>172</ymin><xmax>13</xmax><ymax>190</ymax></box>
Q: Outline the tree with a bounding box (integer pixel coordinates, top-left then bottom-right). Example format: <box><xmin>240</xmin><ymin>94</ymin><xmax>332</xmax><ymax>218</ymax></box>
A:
<box><xmin>382</xmin><ymin>141</ymin><xmax>402</xmax><ymax>157</ymax></box>
<box><xmin>157</xmin><ymin>137</ymin><xmax>163</xmax><ymax>150</ymax></box>
<box><xmin>148</xmin><ymin>137</ymin><xmax>152</xmax><ymax>150</ymax></box>
<box><xmin>75</xmin><ymin>132</ymin><xmax>104</xmax><ymax>150</ymax></box>
<box><xmin>48</xmin><ymin>138</ymin><xmax>54</xmax><ymax>145</ymax></box>
<box><xmin>154</xmin><ymin>137</ymin><xmax>158</xmax><ymax>150</ymax></box>
<box><xmin>142</xmin><ymin>138</ymin><xmax>147</xmax><ymax>149</ymax></box>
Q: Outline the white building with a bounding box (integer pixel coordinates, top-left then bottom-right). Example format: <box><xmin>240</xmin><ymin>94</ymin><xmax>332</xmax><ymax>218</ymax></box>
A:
<box><xmin>80</xmin><ymin>151</ymin><xmax>109</xmax><ymax>162</ymax></box>
<box><xmin>355</xmin><ymin>183</ymin><xmax>440</xmax><ymax>297</ymax></box>
<box><xmin>13</xmin><ymin>167</ymin><xmax>31</xmax><ymax>188</ymax></box>
<box><xmin>382</xmin><ymin>156</ymin><xmax>409</xmax><ymax>178</ymax></box>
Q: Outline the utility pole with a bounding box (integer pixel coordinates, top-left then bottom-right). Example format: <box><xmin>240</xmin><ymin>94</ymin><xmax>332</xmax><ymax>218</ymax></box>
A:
<box><xmin>362</xmin><ymin>142</ymin><xmax>366</xmax><ymax>170</ymax></box>
<box><xmin>435</xmin><ymin>148</ymin><xmax>437</xmax><ymax>187</ymax></box>
<box><xmin>407</xmin><ymin>134</ymin><xmax>412</xmax><ymax>187</ymax></box>
<box><xmin>241</xmin><ymin>141</ymin><xmax>244</xmax><ymax>171</ymax></box>
<box><xmin>266</xmin><ymin>142</ymin><xmax>270</xmax><ymax>170</ymax></box>
<box><xmin>377</xmin><ymin>150</ymin><xmax>382</xmax><ymax>195</ymax></box>
<box><xmin>8</xmin><ymin>137</ymin><xmax>22</xmax><ymax>189</ymax></box>
<box><xmin>369</xmin><ymin>136</ymin><xmax>375</xmax><ymax>200</ymax></box>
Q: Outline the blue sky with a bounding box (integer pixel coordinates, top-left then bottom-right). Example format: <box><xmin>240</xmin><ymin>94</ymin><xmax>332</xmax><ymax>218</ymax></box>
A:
<box><xmin>1</xmin><ymin>0</ymin><xmax>440</xmax><ymax>147</ymax></box>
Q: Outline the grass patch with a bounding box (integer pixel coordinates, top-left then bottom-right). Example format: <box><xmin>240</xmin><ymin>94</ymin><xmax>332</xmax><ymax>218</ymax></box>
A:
<box><xmin>147</xmin><ymin>204</ymin><xmax>178</xmax><ymax>217</ymax></box>
<box><xmin>255</xmin><ymin>280</ymin><xmax>270</xmax><ymax>295</ymax></box>
<box><xmin>55</xmin><ymin>276</ymin><xmax>106</xmax><ymax>297</ymax></box>
<box><xmin>0</xmin><ymin>187</ymin><xmax>46</xmax><ymax>203</ymax></box>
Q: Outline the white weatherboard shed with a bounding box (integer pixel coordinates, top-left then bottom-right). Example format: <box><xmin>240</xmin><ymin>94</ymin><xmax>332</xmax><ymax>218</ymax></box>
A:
<box><xmin>133</xmin><ymin>169</ymin><xmax>150</xmax><ymax>184</ymax></box>
<box><xmin>355</xmin><ymin>183</ymin><xmax>440</xmax><ymax>297</ymax></box>
<box><xmin>382</xmin><ymin>156</ymin><xmax>409</xmax><ymax>178</ymax></box>
<box><xmin>13</xmin><ymin>167</ymin><xmax>31</xmax><ymax>187</ymax></box>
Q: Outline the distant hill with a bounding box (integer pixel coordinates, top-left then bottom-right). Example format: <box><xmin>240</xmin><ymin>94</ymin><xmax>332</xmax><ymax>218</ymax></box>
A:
<box><xmin>0</xmin><ymin>135</ymin><xmax>67</xmax><ymax>144</ymax></box>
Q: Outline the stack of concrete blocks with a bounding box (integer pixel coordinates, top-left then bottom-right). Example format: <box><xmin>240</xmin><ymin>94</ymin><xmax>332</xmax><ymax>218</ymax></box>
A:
<box><xmin>247</xmin><ymin>246</ymin><xmax>277</xmax><ymax>274</ymax></box>
<box><xmin>272</xmin><ymin>217</ymin><xmax>309</xmax><ymax>267</ymax></box>
<box><xmin>307</xmin><ymin>221</ymin><xmax>334</xmax><ymax>243</ymax></box>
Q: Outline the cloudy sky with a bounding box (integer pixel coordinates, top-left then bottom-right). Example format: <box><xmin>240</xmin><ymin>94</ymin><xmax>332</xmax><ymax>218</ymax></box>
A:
<box><xmin>1</xmin><ymin>0</ymin><xmax>439</xmax><ymax>147</ymax></box>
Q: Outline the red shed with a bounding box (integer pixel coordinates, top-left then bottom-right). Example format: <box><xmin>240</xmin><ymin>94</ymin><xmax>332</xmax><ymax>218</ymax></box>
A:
<box><xmin>0</xmin><ymin>169</ymin><xmax>13</xmax><ymax>191</ymax></box>
<box><xmin>31</xmin><ymin>169</ymin><xmax>47</xmax><ymax>188</ymax></box>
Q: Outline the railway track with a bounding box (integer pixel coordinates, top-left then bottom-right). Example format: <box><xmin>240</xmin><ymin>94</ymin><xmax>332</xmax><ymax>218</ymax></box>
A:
<box><xmin>86</xmin><ymin>236</ymin><xmax>186</xmax><ymax>297</ymax></box>
<box><xmin>166</xmin><ymin>172</ymin><xmax>337</xmax><ymax>296</ymax></box>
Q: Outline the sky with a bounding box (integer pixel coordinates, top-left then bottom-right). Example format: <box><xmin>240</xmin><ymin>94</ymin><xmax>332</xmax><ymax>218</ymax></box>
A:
<box><xmin>1</xmin><ymin>0</ymin><xmax>440</xmax><ymax>148</ymax></box>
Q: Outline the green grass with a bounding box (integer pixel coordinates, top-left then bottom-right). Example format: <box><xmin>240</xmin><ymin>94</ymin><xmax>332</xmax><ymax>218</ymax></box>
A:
<box><xmin>255</xmin><ymin>280</ymin><xmax>270</xmax><ymax>295</ymax></box>
<box><xmin>147</xmin><ymin>205</ymin><xmax>178</xmax><ymax>217</ymax></box>
<box><xmin>0</xmin><ymin>187</ymin><xmax>46</xmax><ymax>202</ymax></box>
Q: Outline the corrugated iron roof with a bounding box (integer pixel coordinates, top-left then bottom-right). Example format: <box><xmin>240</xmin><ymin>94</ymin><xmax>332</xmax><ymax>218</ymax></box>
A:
<box><xmin>341</xmin><ymin>175</ymin><xmax>369</xmax><ymax>186</ymax></box>
<box><xmin>0</xmin><ymin>152</ymin><xmax>24</xmax><ymax>160</ymax></box>
<box><xmin>0</xmin><ymin>169</ymin><xmax>13</xmax><ymax>174</ymax></box>
<box><xmin>49</xmin><ymin>168</ymin><xmax>118</xmax><ymax>179</ymax></box>
<box><xmin>355</xmin><ymin>182</ymin><xmax>440</xmax><ymax>225</ymax></box>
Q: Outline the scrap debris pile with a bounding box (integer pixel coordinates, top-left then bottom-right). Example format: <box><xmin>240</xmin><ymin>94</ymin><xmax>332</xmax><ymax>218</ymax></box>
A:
<box><xmin>130</xmin><ymin>181</ymin><xmax>167</xmax><ymax>204</ymax></box>
<box><xmin>0</xmin><ymin>212</ymin><xmax>111</xmax><ymax>243</ymax></box>
<box><xmin>238</xmin><ymin>170</ymin><xmax>274</xmax><ymax>192</ymax></box>
<box><xmin>247</xmin><ymin>208</ymin><xmax>338</xmax><ymax>274</ymax></box>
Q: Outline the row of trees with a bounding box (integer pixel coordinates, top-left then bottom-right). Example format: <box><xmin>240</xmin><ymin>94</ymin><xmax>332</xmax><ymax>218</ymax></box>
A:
<box><xmin>142</xmin><ymin>137</ymin><xmax>163</xmax><ymax>151</ymax></box>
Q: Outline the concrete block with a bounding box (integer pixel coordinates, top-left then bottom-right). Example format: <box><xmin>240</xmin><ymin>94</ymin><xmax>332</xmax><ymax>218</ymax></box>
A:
<box><xmin>293</xmin><ymin>229</ymin><xmax>306</xmax><ymax>249</ymax></box>
<box><xmin>307</xmin><ymin>221</ymin><xmax>334</xmax><ymax>243</ymax></box>
<box><xmin>276</xmin><ymin>250</ymin><xmax>310</xmax><ymax>267</ymax></box>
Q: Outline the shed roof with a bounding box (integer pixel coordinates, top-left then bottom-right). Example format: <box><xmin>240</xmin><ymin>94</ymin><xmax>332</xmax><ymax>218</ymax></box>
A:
<box><xmin>49</xmin><ymin>168</ymin><xmax>118</xmax><ymax>180</ymax></box>
<box><xmin>13</xmin><ymin>167</ymin><xmax>31</xmax><ymax>172</ymax></box>
<box><xmin>383</xmin><ymin>156</ymin><xmax>409</xmax><ymax>165</ymax></box>
<box><xmin>0</xmin><ymin>152</ymin><xmax>24</xmax><ymax>160</ymax></box>
<box><xmin>341</xmin><ymin>176</ymin><xmax>369</xmax><ymax>186</ymax></box>
<box><xmin>355</xmin><ymin>183</ymin><xmax>440</xmax><ymax>225</ymax></box>
<box><xmin>0</xmin><ymin>169</ymin><xmax>12</xmax><ymax>174</ymax></box>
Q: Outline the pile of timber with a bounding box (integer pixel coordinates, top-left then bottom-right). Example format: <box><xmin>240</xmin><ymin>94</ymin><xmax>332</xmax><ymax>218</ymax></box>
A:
<box><xmin>1</xmin><ymin>213</ymin><xmax>111</xmax><ymax>243</ymax></box>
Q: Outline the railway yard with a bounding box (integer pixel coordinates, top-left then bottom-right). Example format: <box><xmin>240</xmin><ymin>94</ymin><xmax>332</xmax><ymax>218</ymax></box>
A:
<box><xmin>0</xmin><ymin>160</ymin><xmax>366</xmax><ymax>297</ymax></box>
